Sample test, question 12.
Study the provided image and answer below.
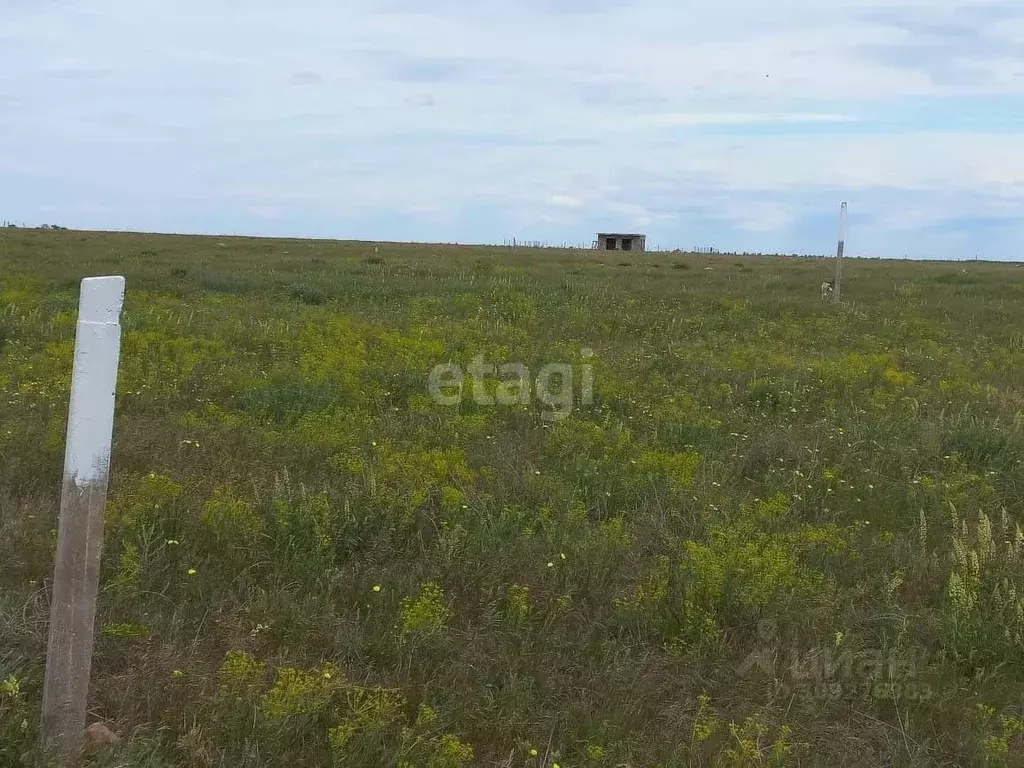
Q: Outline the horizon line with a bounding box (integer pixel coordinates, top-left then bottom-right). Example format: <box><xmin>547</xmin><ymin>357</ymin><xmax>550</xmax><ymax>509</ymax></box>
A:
<box><xmin>3</xmin><ymin>223</ymin><xmax>1020</xmax><ymax>265</ymax></box>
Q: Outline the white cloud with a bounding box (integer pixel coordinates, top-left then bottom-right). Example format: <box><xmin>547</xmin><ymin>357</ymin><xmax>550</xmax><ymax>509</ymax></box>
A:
<box><xmin>0</xmin><ymin>0</ymin><xmax>1022</xmax><ymax>258</ymax></box>
<box><xmin>547</xmin><ymin>195</ymin><xmax>583</xmax><ymax>208</ymax></box>
<box><xmin>637</xmin><ymin>113</ymin><xmax>857</xmax><ymax>127</ymax></box>
<box><xmin>728</xmin><ymin>202</ymin><xmax>802</xmax><ymax>233</ymax></box>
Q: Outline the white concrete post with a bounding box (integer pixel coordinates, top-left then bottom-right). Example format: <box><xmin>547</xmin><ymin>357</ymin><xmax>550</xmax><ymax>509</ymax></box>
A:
<box><xmin>834</xmin><ymin>202</ymin><xmax>848</xmax><ymax>302</ymax></box>
<box><xmin>41</xmin><ymin>276</ymin><xmax>125</xmax><ymax>761</ymax></box>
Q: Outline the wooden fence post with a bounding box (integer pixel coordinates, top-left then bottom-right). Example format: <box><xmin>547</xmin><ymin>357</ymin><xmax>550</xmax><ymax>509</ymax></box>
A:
<box><xmin>41</xmin><ymin>276</ymin><xmax>125</xmax><ymax>761</ymax></box>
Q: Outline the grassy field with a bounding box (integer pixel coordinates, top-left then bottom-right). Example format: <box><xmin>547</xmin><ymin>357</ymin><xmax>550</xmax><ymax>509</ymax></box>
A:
<box><xmin>1</xmin><ymin>228</ymin><xmax>1023</xmax><ymax>766</ymax></box>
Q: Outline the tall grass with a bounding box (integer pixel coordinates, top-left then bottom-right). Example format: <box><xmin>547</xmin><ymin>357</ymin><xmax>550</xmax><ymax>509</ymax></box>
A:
<box><xmin>1</xmin><ymin>229</ymin><xmax>1023</xmax><ymax>765</ymax></box>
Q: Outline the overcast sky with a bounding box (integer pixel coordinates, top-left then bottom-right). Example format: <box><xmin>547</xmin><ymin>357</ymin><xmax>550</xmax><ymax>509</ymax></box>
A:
<box><xmin>2</xmin><ymin>0</ymin><xmax>1023</xmax><ymax>258</ymax></box>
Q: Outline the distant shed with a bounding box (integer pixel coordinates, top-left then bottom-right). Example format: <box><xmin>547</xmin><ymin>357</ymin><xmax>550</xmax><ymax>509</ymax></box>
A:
<box><xmin>596</xmin><ymin>233</ymin><xmax>646</xmax><ymax>252</ymax></box>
